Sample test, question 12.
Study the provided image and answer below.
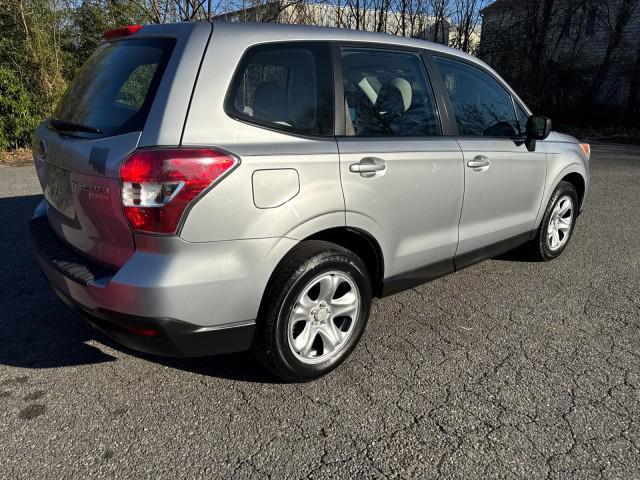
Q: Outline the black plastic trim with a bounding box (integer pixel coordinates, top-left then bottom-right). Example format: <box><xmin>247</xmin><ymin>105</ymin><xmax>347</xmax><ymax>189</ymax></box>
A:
<box><xmin>421</xmin><ymin>51</ymin><xmax>459</xmax><ymax>136</ymax></box>
<box><xmin>380</xmin><ymin>258</ymin><xmax>454</xmax><ymax>297</ymax></box>
<box><xmin>380</xmin><ymin>231</ymin><xmax>535</xmax><ymax>297</ymax></box>
<box><xmin>30</xmin><ymin>216</ymin><xmax>115</xmax><ymax>285</ymax></box>
<box><xmin>331</xmin><ymin>42</ymin><xmax>346</xmax><ymax>136</ymax></box>
<box><xmin>50</xmin><ymin>283</ymin><xmax>255</xmax><ymax>358</ymax></box>
<box><xmin>454</xmin><ymin>231</ymin><xmax>533</xmax><ymax>271</ymax></box>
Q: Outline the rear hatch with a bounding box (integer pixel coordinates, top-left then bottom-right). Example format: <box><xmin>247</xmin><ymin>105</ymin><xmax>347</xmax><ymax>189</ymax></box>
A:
<box><xmin>33</xmin><ymin>26</ymin><xmax>204</xmax><ymax>269</ymax></box>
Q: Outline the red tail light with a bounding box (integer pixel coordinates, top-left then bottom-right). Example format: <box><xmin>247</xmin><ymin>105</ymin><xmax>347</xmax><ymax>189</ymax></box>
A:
<box><xmin>120</xmin><ymin>148</ymin><xmax>238</xmax><ymax>235</ymax></box>
<box><xmin>103</xmin><ymin>25</ymin><xmax>143</xmax><ymax>40</ymax></box>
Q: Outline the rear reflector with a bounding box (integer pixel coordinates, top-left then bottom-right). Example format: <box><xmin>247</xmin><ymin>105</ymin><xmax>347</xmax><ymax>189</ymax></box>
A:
<box><xmin>103</xmin><ymin>25</ymin><xmax>143</xmax><ymax>40</ymax></box>
<box><xmin>120</xmin><ymin>148</ymin><xmax>239</xmax><ymax>234</ymax></box>
<box><xmin>121</xmin><ymin>324</ymin><xmax>162</xmax><ymax>337</ymax></box>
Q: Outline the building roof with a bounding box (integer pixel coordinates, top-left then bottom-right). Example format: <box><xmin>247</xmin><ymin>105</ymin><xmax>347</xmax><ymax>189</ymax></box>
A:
<box><xmin>480</xmin><ymin>0</ymin><xmax>512</xmax><ymax>15</ymax></box>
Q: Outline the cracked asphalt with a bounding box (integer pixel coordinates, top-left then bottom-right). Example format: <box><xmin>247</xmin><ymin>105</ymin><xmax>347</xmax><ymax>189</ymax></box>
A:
<box><xmin>0</xmin><ymin>143</ymin><xmax>639</xmax><ymax>479</ymax></box>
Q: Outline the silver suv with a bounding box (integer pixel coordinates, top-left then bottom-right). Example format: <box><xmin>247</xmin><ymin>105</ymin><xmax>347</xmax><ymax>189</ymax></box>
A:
<box><xmin>30</xmin><ymin>22</ymin><xmax>590</xmax><ymax>381</ymax></box>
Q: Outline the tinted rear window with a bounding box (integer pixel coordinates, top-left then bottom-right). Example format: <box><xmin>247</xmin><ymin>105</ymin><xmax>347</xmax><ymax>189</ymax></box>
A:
<box><xmin>54</xmin><ymin>38</ymin><xmax>175</xmax><ymax>137</ymax></box>
<box><xmin>226</xmin><ymin>42</ymin><xmax>334</xmax><ymax>136</ymax></box>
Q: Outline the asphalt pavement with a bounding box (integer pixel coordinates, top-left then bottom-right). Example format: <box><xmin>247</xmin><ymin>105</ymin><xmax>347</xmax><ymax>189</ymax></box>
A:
<box><xmin>0</xmin><ymin>144</ymin><xmax>638</xmax><ymax>479</ymax></box>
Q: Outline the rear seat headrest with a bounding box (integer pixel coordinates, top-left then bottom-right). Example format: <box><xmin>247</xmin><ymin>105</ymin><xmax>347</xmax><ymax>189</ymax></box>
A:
<box><xmin>253</xmin><ymin>82</ymin><xmax>288</xmax><ymax>123</ymax></box>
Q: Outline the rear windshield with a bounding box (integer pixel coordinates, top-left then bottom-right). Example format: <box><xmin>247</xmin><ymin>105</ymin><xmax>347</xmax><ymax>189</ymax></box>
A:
<box><xmin>54</xmin><ymin>38</ymin><xmax>175</xmax><ymax>137</ymax></box>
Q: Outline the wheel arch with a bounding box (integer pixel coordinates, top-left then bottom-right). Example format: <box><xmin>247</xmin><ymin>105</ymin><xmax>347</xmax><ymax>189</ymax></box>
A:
<box><xmin>255</xmin><ymin>227</ymin><xmax>385</xmax><ymax>334</ymax></box>
<box><xmin>560</xmin><ymin>172</ymin><xmax>586</xmax><ymax>211</ymax></box>
<box><xmin>304</xmin><ymin>227</ymin><xmax>385</xmax><ymax>298</ymax></box>
<box><xmin>535</xmin><ymin>162</ymin><xmax>588</xmax><ymax>228</ymax></box>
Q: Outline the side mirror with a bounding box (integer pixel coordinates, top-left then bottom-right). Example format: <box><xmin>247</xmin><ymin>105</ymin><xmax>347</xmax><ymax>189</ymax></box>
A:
<box><xmin>524</xmin><ymin>114</ymin><xmax>551</xmax><ymax>152</ymax></box>
<box><xmin>526</xmin><ymin>114</ymin><xmax>552</xmax><ymax>140</ymax></box>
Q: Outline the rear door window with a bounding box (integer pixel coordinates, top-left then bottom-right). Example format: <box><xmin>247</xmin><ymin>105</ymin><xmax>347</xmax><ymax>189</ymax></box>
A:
<box><xmin>340</xmin><ymin>47</ymin><xmax>441</xmax><ymax>137</ymax></box>
<box><xmin>226</xmin><ymin>42</ymin><xmax>334</xmax><ymax>136</ymax></box>
<box><xmin>54</xmin><ymin>38</ymin><xmax>175</xmax><ymax>137</ymax></box>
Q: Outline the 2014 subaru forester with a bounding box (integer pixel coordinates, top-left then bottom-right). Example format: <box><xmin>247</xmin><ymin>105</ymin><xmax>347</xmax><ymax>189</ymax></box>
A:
<box><xmin>30</xmin><ymin>22</ymin><xmax>590</xmax><ymax>381</ymax></box>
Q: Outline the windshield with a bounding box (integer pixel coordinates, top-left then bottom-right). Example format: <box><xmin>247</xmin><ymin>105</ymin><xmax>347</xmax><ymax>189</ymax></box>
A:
<box><xmin>54</xmin><ymin>38</ymin><xmax>175</xmax><ymax>137</ymax></box>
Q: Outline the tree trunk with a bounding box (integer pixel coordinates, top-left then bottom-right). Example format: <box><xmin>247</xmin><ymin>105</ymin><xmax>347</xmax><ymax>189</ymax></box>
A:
<box><xmin>531</xmin><ymin>0</ymin><xmax>555</xmax><ymax>96</ymax></box>
<box><xmin>587</xmin><ymin>0</ymin><xmax>637</xmax><ymax>114</ymax></box>
<box><xmin>626</xmin><ymin>41</ymin><xmax>640</xmax><ymax>118</ymax></box>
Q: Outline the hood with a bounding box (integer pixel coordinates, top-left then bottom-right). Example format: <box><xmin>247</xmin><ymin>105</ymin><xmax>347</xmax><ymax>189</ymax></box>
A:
<box><xmin>545</xmin><ymin>131</ymin><xmax>579</xmax><ymax>144</ymax></box>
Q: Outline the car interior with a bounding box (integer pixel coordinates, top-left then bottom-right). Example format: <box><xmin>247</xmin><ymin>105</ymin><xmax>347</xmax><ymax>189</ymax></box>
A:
<box><xmin>341</xmin><ymin>49</ymin><xmax>439</xmax><ymax>136</ymax></box>
<box><xmin>435</xmin><ymin>57</ymin><xmax>519</xmax><ymax>137</ymax></box>
<box><xmin>233</xmin><ymin>48</ymin><xmax>318</xmax><ymax>131</ymax></box>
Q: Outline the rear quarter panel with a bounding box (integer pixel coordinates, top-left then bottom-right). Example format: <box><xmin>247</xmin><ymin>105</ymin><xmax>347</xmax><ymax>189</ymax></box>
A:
<box><xmin>179</xmin><ymin>24</ymin><xmax>345</xmax><ymax>242</ymax></box>
<box><xmin>178</xmin><ymin>139</ymin><xmax>344</xmax><ymax>242</ymax></box>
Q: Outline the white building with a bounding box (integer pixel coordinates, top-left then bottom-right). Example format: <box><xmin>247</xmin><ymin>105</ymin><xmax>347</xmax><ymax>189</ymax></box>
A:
<box><xmin>215</xmin><ymin>2</ymin><xmax>451</xmax><ymax>45</ymax></box>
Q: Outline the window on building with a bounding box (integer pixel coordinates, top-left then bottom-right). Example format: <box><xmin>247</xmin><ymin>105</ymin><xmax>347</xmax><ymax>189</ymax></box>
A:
<box><xmin>561</xmin><ymin>9</ymin><xmax>582</xmax><ymax>38</ymax></box>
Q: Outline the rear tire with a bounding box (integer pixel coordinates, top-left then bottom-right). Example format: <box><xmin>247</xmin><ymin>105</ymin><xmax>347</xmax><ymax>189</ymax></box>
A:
<box><xmin>526</xmin><ymin>181</ymin><xmax>578</xmax><ymax>261</ymax></box>
<box><xmin>252</xmin><ymin>240</ymin><xmax>372</xmax><ymax>382</ymax></box>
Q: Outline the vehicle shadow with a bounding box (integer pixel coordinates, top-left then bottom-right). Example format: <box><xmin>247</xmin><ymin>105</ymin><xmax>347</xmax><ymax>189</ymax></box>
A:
<box><xmin>0</xmin><ymin>194</ymin><xmax>278</xmax><ymax>383</ymax></box>
<box><xmin>492</xmin><ymin>242</ymin><xmax>537</xmax><ymax>263</ymax></box>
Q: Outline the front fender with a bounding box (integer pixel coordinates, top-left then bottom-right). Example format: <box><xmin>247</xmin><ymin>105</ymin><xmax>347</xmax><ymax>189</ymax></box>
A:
<box><xmin>535</xmin><ymin>152</ymin><xmax>589</xmax><ymax>228</ymax></box>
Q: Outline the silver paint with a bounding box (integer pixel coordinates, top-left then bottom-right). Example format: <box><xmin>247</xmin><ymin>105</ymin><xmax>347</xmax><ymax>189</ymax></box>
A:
<box><xmin>32</xmin><ymin>22</ymin><xmax>590</xmax><ymax>336</ymax></box>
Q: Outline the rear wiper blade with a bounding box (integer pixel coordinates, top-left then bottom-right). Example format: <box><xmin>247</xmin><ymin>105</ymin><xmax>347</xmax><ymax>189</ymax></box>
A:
<box><xmin>49</xmin><ymin>118</ymin><xmax>103</xmax><ymax>135</ymax></box>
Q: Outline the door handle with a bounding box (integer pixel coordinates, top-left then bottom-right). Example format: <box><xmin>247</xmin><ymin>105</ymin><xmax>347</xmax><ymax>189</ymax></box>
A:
<box><xmin>349</xmin><ymin>157</ymin><xmax>386</xmax><ymax>177</ymax></box>
<box><xmin>349</xmin><ymin>163</ymin><xmax>386</xmax><ymax>173</ymax></box>
<box><xmin>466</xmin><ymin>156</ymin><xmax>490</xmax><ymax>169</ymax></box>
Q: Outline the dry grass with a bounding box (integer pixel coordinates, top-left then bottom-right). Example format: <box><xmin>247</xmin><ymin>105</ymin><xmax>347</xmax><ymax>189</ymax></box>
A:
<box><xmin>0</xmin><ymin>148</ymin><xmax>33</xmax><ymax>166</ymax></box>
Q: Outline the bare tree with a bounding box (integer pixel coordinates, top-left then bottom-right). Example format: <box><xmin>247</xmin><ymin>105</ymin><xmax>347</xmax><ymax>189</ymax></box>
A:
<box><xmin>586</xmin><ymin>0</ymin><xmax>639</xmax><ymax>112</ymax></box>
<box><xmin>626</xmin><ymin>40</ymin><xmax>640</xmax><ymax>117</ymax></box>
<box><xmin>450</xmin><ymin>0</ymin><xmax>486</xmax><ymax>53</ymax></box>
<box><xmin>428</xmin><ymin>0</ymin><xmax>449</xmax><ymax>43</ymax></box>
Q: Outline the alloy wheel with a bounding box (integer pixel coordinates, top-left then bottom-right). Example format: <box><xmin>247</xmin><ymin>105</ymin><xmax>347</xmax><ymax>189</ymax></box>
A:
<box><xmin>287</xmin><ymin>271</ymin><xmax>360</xmax><ymax>364</ymax></box>
<box><xmin>547</xmin><ymin>195</ymin><xmax>574</xmax><ymax>251</ymax></box>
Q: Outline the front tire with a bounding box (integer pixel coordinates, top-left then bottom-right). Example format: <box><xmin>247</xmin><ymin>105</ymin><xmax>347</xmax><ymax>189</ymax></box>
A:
<box><xmin>527</xmin><ymin>181</ymin><xmax>578</xmax><ymax>261</ymax></box>
<box><xmin>253</xmin><ymin>241</ymin><xmax>372</xmax><ymax>382</ymax></box>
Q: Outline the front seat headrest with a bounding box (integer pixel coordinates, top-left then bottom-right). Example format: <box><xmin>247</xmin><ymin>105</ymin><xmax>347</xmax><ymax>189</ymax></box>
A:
<box><xmin>374</xmin><ymin>82</ymin><xmax>406</xmax><ymax>121</ymax></box>
<box><xmin>390</xmin><ymin>78</ymin><xmax>412</xmax><ymax>112</ymax></box>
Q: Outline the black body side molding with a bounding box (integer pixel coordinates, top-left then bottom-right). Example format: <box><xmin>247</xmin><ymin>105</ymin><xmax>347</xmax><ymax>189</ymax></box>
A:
<box><xmin>453</xmin><ymin>231</ymin><xmax>533</xmax><ymax>272</ymax></box>
<box><xmin>379</xmin><ymin>230</ymin><xmax>535</xmax><ymax>297</ymax></box>
<box><xmin>380</xmin><ymin>258</ymin><xmax>454</xmax><ymax>297</ymax></box>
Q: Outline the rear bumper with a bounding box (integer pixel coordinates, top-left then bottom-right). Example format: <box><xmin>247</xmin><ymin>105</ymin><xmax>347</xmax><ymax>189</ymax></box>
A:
<box><xmin>30</xmin><ymin>201</ymin><xmax>296</xmax><ymax>357</ymax></box>
<box><xmin>50</xmin><ymin>281</ymin><xmax>254</xmax><ymax>357</ymax></box>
